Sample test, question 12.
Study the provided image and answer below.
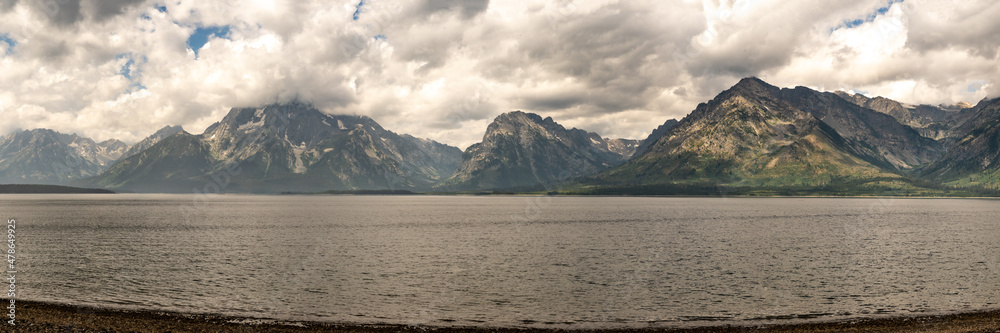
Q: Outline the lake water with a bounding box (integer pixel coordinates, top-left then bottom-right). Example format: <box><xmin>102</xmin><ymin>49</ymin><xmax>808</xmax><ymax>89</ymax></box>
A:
<box><xmin>3</xmin><ymin>195</ymin><xmax>1000</xmax><ymax>328</ymax></box>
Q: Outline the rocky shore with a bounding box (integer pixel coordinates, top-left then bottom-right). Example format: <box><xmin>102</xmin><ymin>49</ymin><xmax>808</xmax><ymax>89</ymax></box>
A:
<box><xmin>12</xmin><ymin>300</ymin><xmax>1000</xmax><ymax>332</ymax></box>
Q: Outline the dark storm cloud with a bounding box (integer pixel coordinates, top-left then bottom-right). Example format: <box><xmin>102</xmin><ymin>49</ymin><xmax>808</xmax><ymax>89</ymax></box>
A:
<box><xmin>521</xmin><ymin>90</ymin><xmax>585</xmax><ymax>111</ymax></box>
<box><xmin>30</xmin><ymin>36</ymin><xmax>71</xmax><ymax>60</ymax></box>
<box><xmin>89</xmin><ymin>0</ymin><xmax>147</xmax><ymax>22</ymax></box>
<box><xmin>33</xmin><ymin>0</ymin><xmax>83</xmax><ymax>27</ymax></box>
<box><xmin>502</xmin><ymin>1</ymin><xmax>703</xmax><ymax>115</ymax></box>
<box><xmin>687</xmin><ymin>11</ymin><xmax>813</xmax><ymax>77</ymax></box>
<box><xmin>418</xmin><ymin>0</ymin><xmax>489</xmax><ymax>19</ymax></box>
<box><xmin>389</xmin><ymin>26</ymin><xmax>458</xmax><ymax>71</ymax></box>
<box><xmin>22</xmin><ymin>0</ymin><xmax>147</xmax><ymax>27</ymax></box>
<box><xmin>0</xmin><ymin>0</ymin><xmax>17</xmax><ymax>12</ymax></box>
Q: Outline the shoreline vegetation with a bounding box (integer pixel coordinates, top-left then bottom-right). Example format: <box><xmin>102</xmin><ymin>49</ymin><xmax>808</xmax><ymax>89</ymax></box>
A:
<box><xmin>280</xmin><ymin>185</ymin><xmax>1000</xmax><ymax>197</ymax></box>
<box><xmin>222</xmin><ymin>175</ymin><xmax>1000</xmax><ymax>198</ymax></box>
<box><xmin>2</xmin><ymin>184</ymin><xmax>997</xmax><ymax>198</ymax></box>
<box><xmin>0</xmin><ymin>184</ymin><xmax>114</xmax><ymax>194</ymax></box>
<box><xmin>14</xmin><ymin>300</ymin><xmax>1000</xmax><ymax>332</ymax></box>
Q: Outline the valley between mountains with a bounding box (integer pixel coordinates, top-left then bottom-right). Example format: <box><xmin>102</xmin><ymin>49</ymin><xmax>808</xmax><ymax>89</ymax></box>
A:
<box><xmin>2</xmin><ymin>77</ymin><xmax>999</xmax><ymax>196</ymax></box>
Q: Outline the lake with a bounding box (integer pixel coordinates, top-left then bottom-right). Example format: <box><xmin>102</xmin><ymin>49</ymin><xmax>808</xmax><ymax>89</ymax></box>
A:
<box><xmin>3</xmin><ymin>194</ymin><xmax>999</xmax><ymax>328</ymax></box>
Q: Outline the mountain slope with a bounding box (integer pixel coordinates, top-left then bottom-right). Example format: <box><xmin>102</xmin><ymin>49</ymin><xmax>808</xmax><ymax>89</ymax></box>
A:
<box><xmin>633</xmin><ymin>118</ymin><xmax>679</xmax><ymax>157</ymax></box>
<box><xmin>438</xmin><ymin>111</ymin><xmax>639</xmax><ymax>190</ymax></box>
<box><xmin>834</xmin><ymin>91</ymin><xmax>975</xmax><ymax>140</ymax></box>
<box><xmin>83</xmin><ymin>103</ymin><xmax>462</xmax><ymax>193</ymax></box>
<box><xmin>88</xmin><ymin>131</ymin><xmax>215</xmax><ymax>192</ymax></box>
<box><xmin>0</xmin><ymin>129</ymin><xmax>126</xmax><ymax>184</ymax></box>
<box><xmin>919</xmin><ymin>97</ymin><xmax>1000</xmax><ymax>189</ymax></box>
<box><xmin>592</xmin><ymin>78</ymin><xmax>912</xmax><ymax>192</ymax></box>
<box><xmin>119</xmin><ymin>125</ymin><xmax>185</xmax><ymax>161</ymax></box>
<box><xmin>781</xmin><ymin>87</ymin><xmax>942</xmax><ymax>169</ymax></box>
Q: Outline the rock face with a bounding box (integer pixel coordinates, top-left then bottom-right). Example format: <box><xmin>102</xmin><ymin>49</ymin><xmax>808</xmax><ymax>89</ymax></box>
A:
<box><xmin>919</xmin><ymin>97</ymin><xmax>1000</xmax><ymax>189</ymax></box>
<box><xmin>781</xmin><ymin>87</ymin><xmax>942</xmax><ymax>170</ymax></box>
<box><xmin>834</xmin><ymin>91</ymin><xmax>976</xmax><ymax>140</ymax></box>
<box><xmin>633</xmin><ymin>119</ymin><xmax>679</xmax><ymax>157</ymax></box>
<box><xmin>596</xmin><ymin>78</ymin><xmax>916</xmax><ymax>188</ymax></box>
<box><xmin>438</xmin><ymin>111</ymin><xmax>639</xmax><ymax>190</ymax></box>
<box><xmin>834</xmin><ymin>92</ymin><xmax>1000</xmax><ymax>189</ymax></box>
<box><xmin>85</xmin><ymin>103</ymin><xmax>462</xmax><ymax>193</ymax></box>
<box><xmin>0</xmin><ymin>129</ymin><xmax>126</xmax><ymax>184</ymax></box>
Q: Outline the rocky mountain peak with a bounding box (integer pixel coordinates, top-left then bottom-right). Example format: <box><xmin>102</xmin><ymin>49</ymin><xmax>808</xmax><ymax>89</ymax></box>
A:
<box><xmin>439</xmin><ymin>111</ymin><xmax>639</xmax><ymax>190</ymax></box>
<box><xmin>119</xmin><ymin>125</ymin><xmax>186</xmax><ymax>161</ymax></box>
<box><xmin>493</xmin><ymin>110</ymin><xmax>542</xmax><ymax>125</ymax></box>
<box><xmin>152</xmin><ymin>125</ymin><xmax>184</xmax><ymax>137</ymax></box>
<box><xmin>726</xmin><ymin>77</ymin><xmax>780</xmax><ymax>98</ymax></box>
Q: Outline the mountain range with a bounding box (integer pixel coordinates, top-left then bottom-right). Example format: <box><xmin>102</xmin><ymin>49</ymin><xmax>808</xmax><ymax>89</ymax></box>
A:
<box><xmin>589</xmin><ymin>78</ymin><xmax>998</xmax><ymax>195</ymax></box>
<box><xmin>80</xmin><ymin>103</ymin><xmax>462</xmax><ymax>193</ymax></box>
<box><xmin>0</xmin><ymin>129</ymin><xmax>127</xmax><ymax>184</ymax></box>
<box><xmin>918</xmin><ymin>97</ymin><xmax>1000</xmax><ymax>188</ymax></box>
<box><xmin>593</xmin><ymin>78</ymin><xmax>924</xmax><ymax>194</ymax></box>
<box><xmin>834</xmin><ymin>91</ymin><xmax>976</xmax><ymax>140</ymax></box>
<box><xmin>3</xmin><ymin>77</ymin><xmax>999</xmax><ymax>195</ymax></box>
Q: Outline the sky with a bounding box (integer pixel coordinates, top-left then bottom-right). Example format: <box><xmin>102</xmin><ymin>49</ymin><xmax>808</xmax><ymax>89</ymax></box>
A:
<box><xmin>0</xmin><ymin>0</ymin><xmax>998</xmax><ymax>149</ymax></box>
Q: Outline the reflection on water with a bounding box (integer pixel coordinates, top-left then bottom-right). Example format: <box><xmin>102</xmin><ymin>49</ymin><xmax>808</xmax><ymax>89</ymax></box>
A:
<box><xmin>5</xmin><ymin>195</ymin><xmax>1000</xmax><ymax>328</ymax></box>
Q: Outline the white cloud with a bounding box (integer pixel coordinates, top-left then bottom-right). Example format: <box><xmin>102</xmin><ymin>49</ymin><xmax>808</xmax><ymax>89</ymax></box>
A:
<box><xmin>0</xmin><ymin>0</ymin><xmax>997</xmax><ymax>148</ymax></box>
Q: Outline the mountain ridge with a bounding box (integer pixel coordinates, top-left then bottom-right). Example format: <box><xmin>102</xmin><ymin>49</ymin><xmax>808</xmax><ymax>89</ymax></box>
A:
<box><xmin>82</xmin><ymin>103</ymin><xmax>463</xmax><ymax>193</ymax></box>
<box><xmin>5</xmin><ymin>78</ymin><xmax>1000</xmax><ymax>195</ymax></box>
<box><xmin>0</xmin><ymin>129</ymin><xmax>127</xmax><ymax>184</ymax></box>
<box><xmin>919</xmin><ymin>97</ymin><xmax>1000</xmax><ymax>189</ymax></box>
<box><xmin>834</xmin><ymin>91</ymin><xmax>976</xmax><ymax>140</ymax></box>
<box><xmin>437</xmin><ymin>110</ymin><xmax>639</xmax><ymax>191</ymax></box>
<box><xmin>119</xmin><ymin>125</ymin><xmax>185</xmax><ymax>161</ymax></box>
<box><xmin>588</xmin><ymin>77</ymin><xmax>938</xmax><ymax>194</ymax></box>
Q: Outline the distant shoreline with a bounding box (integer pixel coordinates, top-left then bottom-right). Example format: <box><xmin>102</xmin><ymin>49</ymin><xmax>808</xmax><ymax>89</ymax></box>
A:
<box><xmin>7</xmin><ymin>189</ymin><xmax>1000</xmax><ymax>199</ymax></box>
<box><xmin>14</xmin><ymin>300</ymin><xmax>1000</xmax><ymax>332</ymax></box>
<box><xmin>0</xmin><ymin>184</ymin><xmax>114</xmax><ymax>194</ymax></box>
<box><xmin>3</xmin><ymin>183</ymin><xmax>998</xmax><ymax>198</ymax></box>
<box><xmin>284</xmin><ymin>190</ymin><xmax>1000</xmax><ymax>198</ymax></box>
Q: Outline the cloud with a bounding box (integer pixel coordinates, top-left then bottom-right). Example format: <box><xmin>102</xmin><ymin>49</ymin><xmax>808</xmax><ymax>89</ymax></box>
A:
<box><xmin>89</xmin><ymin>0</ymin><xmax>147</xmax><ymax>22</ymax></box>
<box><xmin>32</xmin><ymin>0</ymin><xmax>83</xmax><ymax>27</ymax></box>
<box><xmin>765</xmin><ymin>0</ymin><xmax>1000</xmax><ymax>105</ymax></box>
<box><xmin>905</xmin><ymin>1</ymin><xmax>1000</xmax><ymax>58</ymax></box>
<box><xmin>414</xmin><ymin>0</ymin><xmax>490</xmax><ymax>19</ymax></box>
<box><xmin>0</xmin><ymin>0</ymin><xmax>16</xmax><ymax>12</ymax></box>
<box><xmin>0</xmin><ymin>0</ymin><xmax>997</xmax><ymax>149</ymax></box>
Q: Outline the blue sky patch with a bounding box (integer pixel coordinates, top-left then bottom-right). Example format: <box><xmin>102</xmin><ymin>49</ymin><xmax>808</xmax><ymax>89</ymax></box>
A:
<box><xmin>353</xmin><ymin>0</ymin><xmax>366</xmax><ymax>20</ymax></box>
<box><xmin>117</xmin><ymin>53</ymin><xmax>148</xmax><ymax>91</ymax></box>
<box><xmin>967</xmin><ymin>80</ymin><xmax>987</xmax><ymax>93</ymax></box>
<box><xmin>374</xmin><ymin>34</ymin><xmax>387</xmax><ymax>41</ymax></box>
<box><xmin>117</xmin><ymin>53</ymin><xmax>136</xmax><ymax>80</ymax></box>
<box><xmin>833</xmin><ymin>0</ymin><xmax>903</xmax><ymax>31</ymax></box>
<box><xmin>0</xmin><ymin>34</ymin><xmax>16</xmax><ymax>56</ymax></box>
<box><xmin>186</xmin><ymin>26</ymin><xmax>232</xmax><ymax>58</ymax></box>
<box><xmin>155</xmin><ymin>5</ymin><xmax>167</xmax><ymax>13</ymax></box>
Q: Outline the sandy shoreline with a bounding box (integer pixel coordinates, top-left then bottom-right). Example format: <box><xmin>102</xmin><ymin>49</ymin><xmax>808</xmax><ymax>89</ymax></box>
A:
<box><xmin>8</xmin><ymin>300</ymin><xmax>1000</xmax><ymax>332</ymax></box>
